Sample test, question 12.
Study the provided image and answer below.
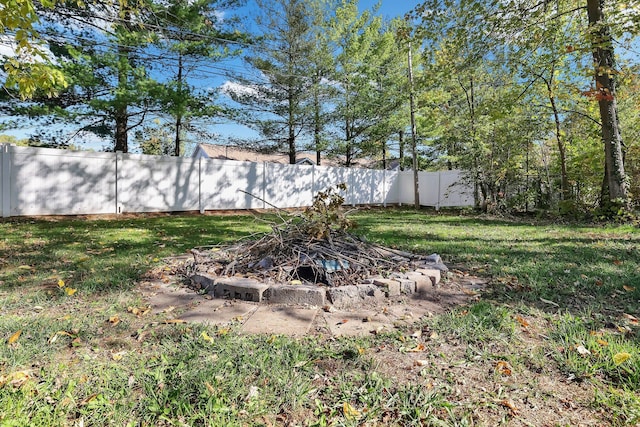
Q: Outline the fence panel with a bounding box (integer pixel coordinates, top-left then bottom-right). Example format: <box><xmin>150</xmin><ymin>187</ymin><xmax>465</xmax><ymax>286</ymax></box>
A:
<box><xmin>4</xmin><ymin>145</ymin><xmax>116</xmax><ymax>216</ymax></box>
<box><xmin>264</xmin><ymin>163</ymin><xmax>314</xmax><ymax>208</ymax></box>
<box><xmin>118</xmin><ymin>153</ymin><xmax>200</xmax><ymax>213</ymax></box>
<box><xmin>0</xmin><ymin>145</ymin><xmax>473</xmax><ymax>217</ymax></box>
<box><xmin>438</xmin><ymin>170</ymin><xmax>474</xmax><ymax>207</ymax></box>
<box><xmin>200</xmin><ymin>159</ymin><xmax>264</xmax><ymax>210</ymax></box>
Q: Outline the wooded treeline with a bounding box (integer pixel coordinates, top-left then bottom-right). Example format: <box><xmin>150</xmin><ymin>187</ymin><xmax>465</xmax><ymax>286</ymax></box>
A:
<box><xmin>1</xmin><ymin>0</ymin><xmax>639</xmax><ymax>214</ymax></box>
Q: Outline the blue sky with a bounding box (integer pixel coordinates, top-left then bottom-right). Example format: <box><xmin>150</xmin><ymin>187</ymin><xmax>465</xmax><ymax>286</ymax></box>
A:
<box><xmin>1</xmin><ymin>1</ymin><xmax>420</xmax><ymax>152</ymax></box>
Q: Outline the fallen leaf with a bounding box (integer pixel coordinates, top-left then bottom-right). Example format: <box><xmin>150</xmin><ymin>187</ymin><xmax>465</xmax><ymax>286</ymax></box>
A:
<box><xmin>596</xmin><ymin>338</ymin><xmax>609</xmax><ymax>346</ymax></box>
<box><xmin>7</xmin><ymin>330</ymin><xmax>22</xmax><ymax>345</ymax></box>
<box><xmin>217</xmin><ymin>328</ymin><xmax>230</xmax><ymax>336</ymax></box>
<box><xmin>111</xmin><ymin>351</ymin><xmax>126</xmax><ymax>361</ymax></box>
<box><xmin>201</xmin><ymin>331</ymin><xmax>214</xmax><ymax>343</ymax></box>
<box><xmin>205</xmin><ymin>381</ymin><xmax>216</xmax><ymax>394</ymax></box>
<box><xmin>515</xmin><ymin>315</ymin><xmax>530</xmax><ymax>328</ymax></box>
<box><xmin>613</xmin><ymin>260</ymin><xmax>623</xmax><ymax>266</ymax></box>
<box><xmin>343</xmin><ymin>402</ymin><xmax>360</xmax><ymax>419</ymax></box>
<box><xmin>623</xmin><ymin>313</ymin><xmax>639</xmax><ymax>324</ymax></box>
<box><xmin>613</xmin><ymin>352</ymin><xmax>631</xmax><ymax>365</ymax></box>
<box><xmin>17</xmin><ymin>265</ymin><xmax>32</xmax><ymax>270</ymax></box>
<box><xmin>357</xmin><ymin>347</ymin><xmax>365</xmax><ymax>355</ymax></box>
<box><xmin>65</xmin><ymin>287</ymin><xmax>77</xmax><ymax>296</ymax></box>
<box><xmin>595</xmin><ymin>280</ymin><xmax>603</xmax><ymax>286</ymax></box>
<box><xmin>0</xmin><ymin>370</ymin><xmax>32</xmax><ymax>388</ymax></box>
<box><xmin>590</xmin><ymin>330</ymin><xmax>603</xmax><ymax>336</ymax></box>
<box><xmin>500</xmin><ymin>399</ymin><xmax>519</xmax><ymax>415</ymax></box>
<box><xmin>48</xmin><ymin>331</ymin><xmax>74</xmax><ymax>344</ymax></box>
<box><xmin>407</xmin><ymin>343</ymin><xmax>426</xmax><ymax>353</ymax></box>
<box><xmin>496</xmin><ymin>361</ymin><xmax>512</xmax><ymax>376</ymax></box>
<box><xmin>414</xmin><ymin>360</ymin><xmax>429</xmax><ymax>366</ymax></box>
<box><xmin>623</xmin><ymin>285</ymin><xmax>635</xmax><ymax>292</ymax></box>
<box><xmin>79</xmin><ymin>393</ymin><xmax>99</xmax><ymax>406</ymax></box>
<box><xmin>57</xmin><ymin>279</ymin><xmax>65</xmax><ymax>288</ymax></box>
<box><xmin>108</xmin><ymin>315</ymin><xmax>120</xmax><ymax>326</ymax></box>
<box><xmin>576</xmin><ymin>345</ymin><xmax>591</xmax><ymax>356</ymax></box>
<box><xmin>429</xmin><ymin>331</ymin><xmax>439</xmax><ymax>340</ymax></box>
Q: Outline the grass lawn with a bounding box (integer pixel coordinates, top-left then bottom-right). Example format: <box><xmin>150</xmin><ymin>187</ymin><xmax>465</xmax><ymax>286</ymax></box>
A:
<box><xmin>1</xmin><ymin>208</ymin><xmax>639</xmax><ymax>426</ymax></box>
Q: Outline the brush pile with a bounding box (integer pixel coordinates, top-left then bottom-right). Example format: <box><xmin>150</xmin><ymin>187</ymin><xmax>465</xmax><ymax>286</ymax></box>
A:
<box><xmin>186</xmin><ymin>185</ymin><xmax>433</xmax><ymax>287</ymax></box>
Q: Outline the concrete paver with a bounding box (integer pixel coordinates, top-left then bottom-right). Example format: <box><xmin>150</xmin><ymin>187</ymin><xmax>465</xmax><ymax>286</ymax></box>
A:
<box><xmin>240</xmin><ymin>306</ymin><xmax>318</xmax><ymax>336</ymax></box>
<box><xmin>322</xmin><ymin>309</ymin><xmax>393</xmax><ymax>337</ymax></box>
<box><xmin>180</xmin><ymin>301</ymin><xmax>258</xmax><ymax>325</ymax></box>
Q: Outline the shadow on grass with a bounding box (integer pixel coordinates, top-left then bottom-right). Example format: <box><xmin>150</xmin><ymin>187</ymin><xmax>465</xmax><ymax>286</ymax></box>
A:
<box><xmin>0</xmin><ymin>213</ymin><xmax>269</xmax><ymax>296</ymax></box>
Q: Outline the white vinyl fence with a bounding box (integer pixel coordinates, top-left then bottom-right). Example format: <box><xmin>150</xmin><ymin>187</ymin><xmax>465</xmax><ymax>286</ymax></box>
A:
<box><xmin>0</xmin><ymin>144</ymin><xmax>473</xmax><ymax>217</ymax></box>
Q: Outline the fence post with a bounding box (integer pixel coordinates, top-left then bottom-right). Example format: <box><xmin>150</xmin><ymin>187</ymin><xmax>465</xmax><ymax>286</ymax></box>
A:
<box><xmin>436</xmin><ymin>171</ymin><xmax>442</xmax><ymax>211</ymax></box>
<box><xmin>115</xmin><ymin>151</ymin><xmax>122</xmax><ymax>214</ymax></box>
<box><xmin>311</xmin><ymin>164</ymin><xmax>315</xmax><ymax>201</ymax></box>
<box><xmin>383</xmin><ymin>169</ymin><xmax>386</xmax><ymax>207</ymax></box>
<box><xmin>262</xmin><ymin>162</ymin><xmax>266</xmax><ymax>210</ymax></box>
<box><xmin>1</xmin><ymin>144</ymin><xmax>11</xmax><ymax>218</ymax></box>
<box><xmin>199</xmin><ymin>157</ymin><xmax>204</xmax><ymax>214</ymax></box>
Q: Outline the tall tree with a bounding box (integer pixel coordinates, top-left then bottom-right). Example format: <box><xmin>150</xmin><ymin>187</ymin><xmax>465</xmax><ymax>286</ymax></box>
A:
<box><xmin>222</xmin><ymin>0</ymin><xmax>314</xmax><ymax>164</ymax></box>
<box><xmin>586</xmin><ymin>0</ymin><xmax>629</xmax><ymax>209</ymax></box>
<box><xmin>149</xmin><ymin>0</ymin><xmax>246</xmax><ymax>156</ymax></box>
<box><xmin>328</xmin><ymin>0</ymin><xmax>399</xmax><ymax>167</ymax></box>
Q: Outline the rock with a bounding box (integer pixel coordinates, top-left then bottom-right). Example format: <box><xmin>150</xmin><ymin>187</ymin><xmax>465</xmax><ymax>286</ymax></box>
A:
<box><xmin>397</xmin><ymin>278</ymin><xmax>416</xmax><ymax>294</ymax></box>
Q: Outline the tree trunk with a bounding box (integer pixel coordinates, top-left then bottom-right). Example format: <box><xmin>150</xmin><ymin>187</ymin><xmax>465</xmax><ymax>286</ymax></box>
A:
<box><xmin>586</xmin><ymin>0</ymin><xmax>629</xmax><ymax>209</ymax></box>
<box><xmin>174</xmin><ymin>53</ymin><xmax>183</xmax><ymax>157</ymax></box>
<box><xmin>398</xmin><ymin>130</ymin><xmax>404</xmax><ymax>171</ymax></box>
<box><xmin>408</xmin><ymin>43</ymin><xmax>419</xmax><ymax>208</ymax></box>
<box><xmin>114</xmin><ymin>42</ymin><xmax>129</xmax><ymax>153</ymax></box>
<box><xmin>546</xmin><ymin>79</ymin><xmax>570</xmax><ymax>200</ymax></box>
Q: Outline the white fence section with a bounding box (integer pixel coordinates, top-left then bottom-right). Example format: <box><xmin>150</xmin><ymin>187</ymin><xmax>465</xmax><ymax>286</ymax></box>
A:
<box><xmin>0</xmin><ymin>144</ymin><xmax>472</xmax><ymax>217</ymax></box>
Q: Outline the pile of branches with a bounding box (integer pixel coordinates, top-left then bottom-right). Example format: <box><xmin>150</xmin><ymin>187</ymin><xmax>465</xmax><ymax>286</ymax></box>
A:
<box><xmin>186</xmin><ymin>185</ymin><xmax>427</xmax><ymax>287</ymax></box>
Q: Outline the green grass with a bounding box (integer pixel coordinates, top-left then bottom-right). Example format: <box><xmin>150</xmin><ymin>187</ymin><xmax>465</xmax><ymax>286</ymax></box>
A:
<box><xmin>1</xmin><ymin>209</ymin><xmax>639</xmax><ymax>425</ymax></box>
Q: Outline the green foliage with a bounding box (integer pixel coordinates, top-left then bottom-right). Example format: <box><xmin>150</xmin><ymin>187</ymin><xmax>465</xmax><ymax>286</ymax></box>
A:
<box><xmin>301</xmin><ymin>183</ymin><xmax>354</xmax><ymax>239</ymax></box>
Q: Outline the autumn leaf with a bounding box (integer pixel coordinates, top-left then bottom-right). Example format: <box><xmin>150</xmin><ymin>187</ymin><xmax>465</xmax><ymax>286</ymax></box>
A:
<box><xmin>407</xmin><ymin>343</ymin><xmax>426</xmax><ymax>352</ymax></box>
<box><xmin>79</xmin><ymin>393</ymin><xmax>99</xmax><ymax>406</ymax></box>
<box><xmin>65</xmin><ymin>287</ymin><xmax>77</xmax><ymax>296</ymax></box>
<box><xmin>7</xmin><ymin>330</ymin><xmax>22</xmax><ymax>345</ymax></box>
<box><xmin>0</xmin><ymin>370</ymin><xmax>32</xmax><ymax>388</ymax></box>
<box><xmin>201</xmin><ymin>331</ymin><xmax>214</xmax><ymax>343</ymax></box>
<box><xmin>613</xmin><ymin>260</ymin><xmax>623</xmax><ymax>266</ymax></box>
<box><xmin>623</xmin><ymin>285</ymin><xmax>635</xmax><ymax>292</ymax></box>
<box><xmin>57</xmin><ymin>279</ymin><xmax>65</xmax><ymax>288</ymax></box>
<box><xmin>613</xmin><ymin>352</ymin><xmax>631</xmax><ymax>365</ymax></box>
<box><xmin>205</xmin><ymin>381</ymin><xmax>216</xmax><ymax>394</ymax></box>
<box><xmin>111</xmin><ymin>351</ymin><xmax>126</xmax><ymax>361</ymax></box>
<box><xmin>496</xmin><ymin>361</ymin><xmax>512</xmax><ymax>376</ymax></box>
<box><xmin>596</xmin><ymin>338</ymin><xmax>609</xmax><ymax>346</ymax></box>
<box><xmin>217</xmin><ymin>327</ymin><xmax>230</xmax><ymax>336</ymax></box>
<box><xmin>343</xmin><ymin>402</ymin><xmax>360</xmax><ymax>419</ymax></box>
<box><xmin>108</xmin><ymin>315</ymin><xmax>120</xmax><ymax>326</ymax></box>
<box><xmin>515</xmin><ymin>315</ymin><xmax>530</xmax><ymax>328</ymax></box>
<box><xmin>623</xmin><ymin>313</ymin><xmax>639</xmax><ymax>324</ymax></box>
<box><xmin>500</xmin><ymin>399</ymin><xmax>519</xmax><ymax>415</ymax></box>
